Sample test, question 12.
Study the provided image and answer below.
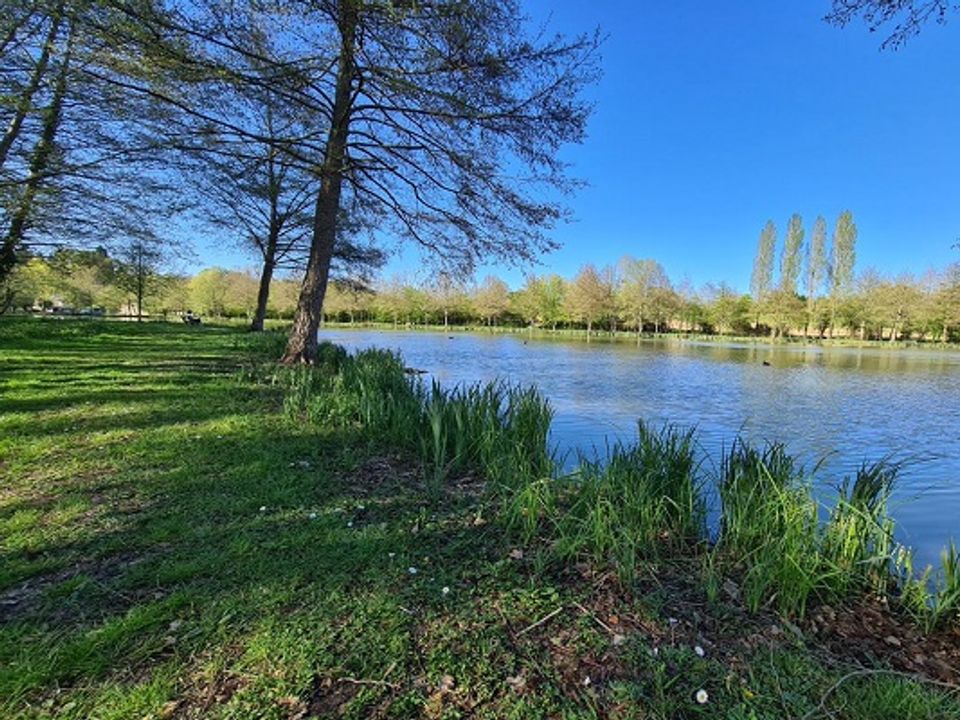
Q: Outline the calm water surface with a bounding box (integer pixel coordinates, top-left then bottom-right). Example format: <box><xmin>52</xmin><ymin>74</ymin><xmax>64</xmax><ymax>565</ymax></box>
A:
<box><xmin>320</xmin><ymin>328</ymin><xmax>960</xmax><ymax>567</ymax></box>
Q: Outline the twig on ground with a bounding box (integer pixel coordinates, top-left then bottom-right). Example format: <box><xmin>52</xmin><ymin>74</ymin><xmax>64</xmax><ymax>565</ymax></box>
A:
<box><xmin>337</xmin><ymin>676</ymin><xmax>400</xmax><ymax>690</ymax></box>
<box><xmin>517</xmin><ymin>606</ymin><xmax>564</xmax><ymax>636</ymax></box>
<box><xmin>573</xmin><ymin>601</ymin><xmax>614</xmax><ymax>634</ymax></box>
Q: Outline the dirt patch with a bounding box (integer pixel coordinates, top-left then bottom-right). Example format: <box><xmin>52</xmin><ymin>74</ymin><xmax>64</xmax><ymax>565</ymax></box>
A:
<box><xmin>0</xmin><ymin>551</ymin><xmax>147</xmax><ymax>624</ymax></box>
<box><xmin>344</xmin><ymin>454</ymin><xmax>486</xmax><ymax>501</ymax></box>
<box><xmin>346</xmin><ymin>454</ymin><xmax>421</xmax><ymax>496</ymax></box>
<box><xmin>306</xmin><ymin>675</ymin><xmax>363</xmax><ymax>718</ymax></box>
<box><xmin>551</xmin><ymin>560</ymin><xmax>960</xmax><ymax>686</ymax></box>
<box><xmin>806</xmin><ymin>598</ymin><xmax>960</xmax><ymax>684</ymax></box>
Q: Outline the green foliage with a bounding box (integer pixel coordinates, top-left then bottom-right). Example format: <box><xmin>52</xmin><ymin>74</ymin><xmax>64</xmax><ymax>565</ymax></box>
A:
<box><xmin>554</xmin><ymin>424</ymin><xmax>703</xmax><ymax>580</ymax></box>
<box><xmin>717</xmin><ymin>444</ymin><xmax>903</xmax><ymax>617</ymax></box>
<box><xmin>822</xmin><ymin>461</ymin><xmax>897</xmax><ymax>595</ymax></box>
<box><xmin>718</xmin><ymin>441</ymin><xmax>823</xmax><ymax>614</ymax></box>
<box><xmin>899</xmin><ymin>541</ymin><xmax>960</xmax><ymax>632</ymax></box>
<box><xmin>274</xmin><ymin>347</ymin><xmax>555</xmax><ymax>500</ymax></box>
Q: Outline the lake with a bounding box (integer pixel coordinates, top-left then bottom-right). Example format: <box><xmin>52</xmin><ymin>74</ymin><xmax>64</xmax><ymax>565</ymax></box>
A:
<box><xmin>320</xmin><ymin>327</ymin><xmax>960</xmax><ymax>569</ymax></box>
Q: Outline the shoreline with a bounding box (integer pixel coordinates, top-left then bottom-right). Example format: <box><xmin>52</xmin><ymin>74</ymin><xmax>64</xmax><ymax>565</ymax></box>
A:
<box><xmin>318</xmin><ymin>320</ymin><xmax>960</xmax><ymax>353</ymax></box>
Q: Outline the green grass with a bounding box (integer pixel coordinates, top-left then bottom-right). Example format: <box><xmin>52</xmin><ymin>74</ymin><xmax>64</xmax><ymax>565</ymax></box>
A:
<box><xmin>1</xmin><ymin>317</ymin><xmax>958</xmax><ymax>719</ymax></box>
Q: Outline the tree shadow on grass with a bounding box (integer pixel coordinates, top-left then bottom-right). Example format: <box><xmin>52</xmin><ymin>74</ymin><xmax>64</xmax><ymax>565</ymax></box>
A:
<box><xmin>1</xmin><ymin>386</ymin><xmax>277</xmax><ymax>436</ymax></box>
<box><xmin>0</xmin><ymin>319</ymin><xmax>518</xmax><ymax>714</ymax></box>
<box><xmin>0</xmin><ymin>417</ymin><xmax>507</xmax><ymax>712</ymax></box>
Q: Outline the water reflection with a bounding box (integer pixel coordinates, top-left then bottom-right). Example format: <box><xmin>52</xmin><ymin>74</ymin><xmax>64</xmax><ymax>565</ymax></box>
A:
<box><xmin>320</xmin><ymin>328</ymin><xmax>960</xmax><ymax>568</ymax></box>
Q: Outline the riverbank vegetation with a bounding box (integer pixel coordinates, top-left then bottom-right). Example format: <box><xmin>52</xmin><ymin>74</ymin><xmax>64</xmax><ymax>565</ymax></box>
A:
<box><xmin>3</xmin><ymin>318</ymin><xmax>959</xmax><ymax>718</ymax></box>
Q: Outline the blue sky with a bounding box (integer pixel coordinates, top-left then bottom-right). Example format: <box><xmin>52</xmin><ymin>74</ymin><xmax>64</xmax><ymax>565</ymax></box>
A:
<box><xmin>195</xmin><ymin>1</ymin><xmax>960</xmax><ymax>292</ymax></box>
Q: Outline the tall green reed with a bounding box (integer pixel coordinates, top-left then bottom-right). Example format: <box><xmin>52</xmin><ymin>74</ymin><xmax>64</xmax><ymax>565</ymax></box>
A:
<box><xmin>553</xmin><ymin>423</ymin><xmax>703</xmax><ymax>582</ymax></box>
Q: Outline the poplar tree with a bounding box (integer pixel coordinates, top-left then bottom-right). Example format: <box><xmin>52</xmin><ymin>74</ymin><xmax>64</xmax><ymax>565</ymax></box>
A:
<box><xmin>780</xmin><ymin>214</ymin><xmax>804</xmax><ymax>294</ymax></box>
<box><xmin>750</xmin><ymin>220</ymin><xmax>777</xmax><ymax>329</ymax></box>
<box><xmin>805</xmin><ymin>216</ymin><xmax>828</xmax><ymax>336</ymax></box>
<box><xmin>828</xmin><ymin>210</ymin><xmax>858</xmax><ymax>337</ymax></box>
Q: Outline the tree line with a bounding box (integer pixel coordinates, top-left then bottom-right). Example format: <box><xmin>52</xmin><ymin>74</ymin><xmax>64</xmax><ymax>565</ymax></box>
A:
<box><xmin>7</xmin><ymin>229</ymin><xmax>959</xmax><ymax>342</ymax></box>
<box><xmin>1</xmin><ymin>248</ymin><xmax>303</xmax><ymax>319</ymax></box>
<box><xmin>348</xmin><ymin>254</ymin><xmax>960</xmax><ymax>343</ymax></box>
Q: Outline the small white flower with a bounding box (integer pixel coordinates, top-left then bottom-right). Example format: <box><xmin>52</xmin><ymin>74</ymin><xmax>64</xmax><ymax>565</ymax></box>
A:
<box><xmin>651</xmin><ymin>647</ymin><xmax>659</xmax><ymax>657</ymax></box>
<box><xmin>388</xmin><ymin>552</ymin><xmax>396</xmax><ymax>558</ymax></box>
<box><xmin>357</xmin><ymin>504</ymin><xmax>365</xmax><ymax>510</ymax></box>
<box><xmin>408</xmin><ymin>567</ymin><xmax>418</xmax><ymax>575</ymax></box>
<box><xmin>694</xmin><ymin>645</ymin><xmax>705</xmax><ymax>657</ymax></box>
<box><xmin>668</xmin><ymin>617</ymin><xmax>678</xmax><ymax>626</ymax></box>
<box><xmin>582</xmin><ymin>676</ymin><xmax>591</xmax><ymax>686</ymax></box>
<box><xmin>442</xmin><ymin>586</ymin><xmax>450</xmax><ymax>595</ymax></box>
<box><xmin>695</xmin><ymin>689</ymin><xmax>709</xmax><ymax>704</ymax></box>
<box><xmin>308</xmin><ymin>513</ymin><xmax>317</xmax><ymax>520</ymax></box>
<box><xmin>259</xmin><ymin>506</ymin><xmax>267</xmax><ymax>512</ymax></box>
<box><xmin>347</xmin><ymin>521</ymin><xmax>353</xmax><ymax>527</ymax></box>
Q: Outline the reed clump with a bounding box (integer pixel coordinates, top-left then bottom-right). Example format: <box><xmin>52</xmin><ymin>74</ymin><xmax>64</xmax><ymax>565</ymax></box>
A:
<box><xmin>278</xmin><ymin>348</ymin><xmax>554</xmax><ymax>497</ymax></box>
<box><xmin>549</xmin><ymin>424</ymin><xmax>704</xmax><ymax>581</ymax></box>
<box><xmin>277</xmin><ymin>343</ymin><xmax>959</xmax><ymax>631</ymax></box>
<box><xmin>716</xmin><ymin>442</ymin><xmax>901</xmax><ymax>617</ymax></box>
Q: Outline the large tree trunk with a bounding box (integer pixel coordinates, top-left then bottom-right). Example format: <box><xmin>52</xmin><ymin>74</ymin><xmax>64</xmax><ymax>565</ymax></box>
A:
<box><xmin>136</xmin><ymin>245</ymin><xmax>144</xmax><ymax>322</ymax></box>
<box><xmin>282</xmin><ymin>3</ymin><xmax>357</xmax><ymax>363</ymax></box>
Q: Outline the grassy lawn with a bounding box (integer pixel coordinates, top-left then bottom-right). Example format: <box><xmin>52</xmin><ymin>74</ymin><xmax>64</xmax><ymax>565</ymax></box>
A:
<box><xmin>1</xmin><ymin>318</ymin><xmax>958</xmax><ymax>719</ymax></box>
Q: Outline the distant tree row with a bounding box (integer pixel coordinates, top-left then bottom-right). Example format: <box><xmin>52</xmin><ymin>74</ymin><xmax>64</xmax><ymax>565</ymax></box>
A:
<box><xmin>1</xmin><ymin>249</ymin><xmax>300</xmax><ymax>320</ymax></box>
<box><xmin>321</xmin><ymin>255</ymin><xmax>960</xmax><ymax>343</ymax></box>
<box><xmin>7</xmin><ymin>244</ymin><xmax>958</xmax><ymax>342</ymax></box>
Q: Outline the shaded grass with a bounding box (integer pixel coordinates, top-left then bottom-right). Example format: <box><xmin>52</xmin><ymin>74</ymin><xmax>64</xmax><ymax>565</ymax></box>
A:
<box><xmin>1</xmin><ymin>317</ymin><xmax>958</xmax><ymax>719</ymax></box>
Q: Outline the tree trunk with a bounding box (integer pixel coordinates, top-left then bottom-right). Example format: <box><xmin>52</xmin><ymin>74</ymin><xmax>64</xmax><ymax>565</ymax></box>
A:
<box><xmin>136</xmin><ymin>245</ymin><xmax>144</xmax><ymax>322</ymax></box>
<box><xmin>252</xmin><ymin>119</ymin><xmax>283</xmax><ymax>333</ymax></box>
<box><xmin>282</xmin><ymin>2</ymin><xmax>357</xmax><ymax>363</ymax></box>
<box><xmin>251</xmin><ymin>257</ymin><xmax>275</xmax><ymax>332</ymax></box>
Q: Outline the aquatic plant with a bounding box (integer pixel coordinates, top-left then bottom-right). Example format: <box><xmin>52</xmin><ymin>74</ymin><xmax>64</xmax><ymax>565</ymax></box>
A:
<box><xmin>553</xmin><ymin>423</ymin><xmax>704</xmax><ymax>582</ymax></box>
